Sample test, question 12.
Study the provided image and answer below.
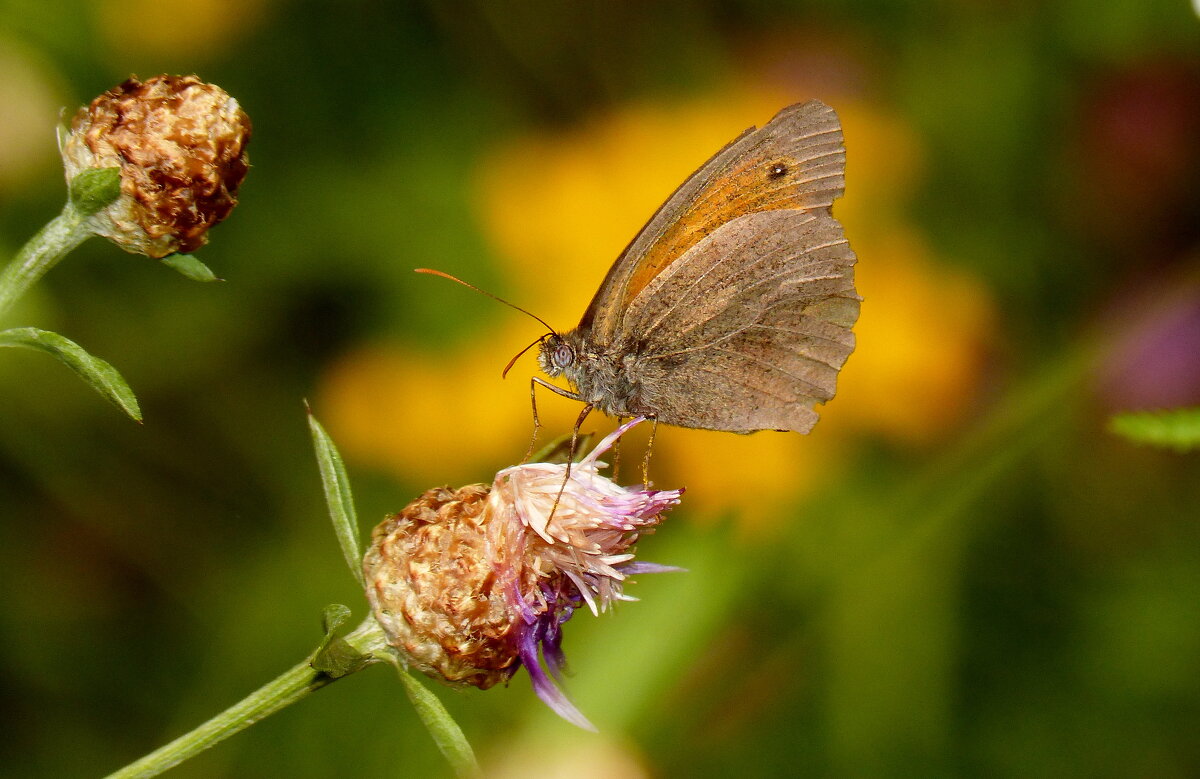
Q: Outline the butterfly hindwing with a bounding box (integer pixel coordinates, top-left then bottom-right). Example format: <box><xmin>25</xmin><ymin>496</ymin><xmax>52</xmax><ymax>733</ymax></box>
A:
<box><xmin>620</xmin><ymin>209</ymin><xmax>859</xmax><ymax>432</ymax></box>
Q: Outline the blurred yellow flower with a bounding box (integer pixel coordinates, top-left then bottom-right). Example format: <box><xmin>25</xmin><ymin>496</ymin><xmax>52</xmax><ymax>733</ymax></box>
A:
<box><xmin>655</xmin><ymin>426</ymin><xmax>849</xmax><ymax>530</ymax></box>
<box><xmin>94</xmin><ymin>0</ymin><xmax>273</xmax><ymax>60</ymax></box>
<box><xmin>319</xmin><ymin>321</ymin><xmax>586</xmax><ymax>486</ymax></box>
<box><xmin>827</xmin><ymin>228</ymin><xmax>995</xmax><ymax>445</ymax></box>
<box><xmin>833</xmin><ymin>100</ymin><xmax>925</xmax><ymax>242</ymax></box>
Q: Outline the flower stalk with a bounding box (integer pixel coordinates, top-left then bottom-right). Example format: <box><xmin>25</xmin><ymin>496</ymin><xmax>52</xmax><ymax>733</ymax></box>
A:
<box><xmin>103</xmin><ymin>618</ymin><xmax>391</xmax><ymax>779</ymax></box>
<box><xmin>0</xmin><ymin>202</ymin><xmax>93</xmax><ymax>320</ymax></box>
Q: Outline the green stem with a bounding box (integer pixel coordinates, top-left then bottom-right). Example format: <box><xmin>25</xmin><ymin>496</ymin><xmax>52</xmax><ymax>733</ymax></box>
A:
<box><xmin>104</xmin><ymin>618</ymin><xmax>390</xmax><ymax>779</ymax></box>
<box><xmin>0</xmin><ymin>204</ymin><xmax>93</xmax><ymax>319</ymax></box>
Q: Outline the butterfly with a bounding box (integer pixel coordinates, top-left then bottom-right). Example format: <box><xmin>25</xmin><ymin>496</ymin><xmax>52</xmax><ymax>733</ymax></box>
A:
<box><xmin>532</xmin><ymin>99</ymin><xmax>860</xmax><ymax>436</ymax></box>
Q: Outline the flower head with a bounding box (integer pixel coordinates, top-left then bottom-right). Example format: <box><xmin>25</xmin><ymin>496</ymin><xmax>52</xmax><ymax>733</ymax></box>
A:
<box><xmin>362</xmin><ymin>418</ymin><xmax>683</xmax><ymax>729</ymax></box>
<box><xmin>60</xmin><ymin>74</ymin><xmax>251</xmax><ymax>258</ymax></box>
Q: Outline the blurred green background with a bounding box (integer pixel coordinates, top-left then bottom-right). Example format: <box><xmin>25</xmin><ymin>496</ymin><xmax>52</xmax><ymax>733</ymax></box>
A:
<box><xmin>2</xmin><ymin>1</ymin><xmax>1199</xmax><ymax>776</ymax></box>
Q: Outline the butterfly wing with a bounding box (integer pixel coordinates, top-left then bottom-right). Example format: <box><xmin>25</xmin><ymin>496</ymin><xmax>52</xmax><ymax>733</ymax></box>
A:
<box><xmin>577</xmin><ymin>100</ymin><xmax>847</xmax><ymax>344</ymax></box>
<box><xmin>618</xmin><ymin>208</ymin><xmax>858</xmax><ymax>433</ymax></box>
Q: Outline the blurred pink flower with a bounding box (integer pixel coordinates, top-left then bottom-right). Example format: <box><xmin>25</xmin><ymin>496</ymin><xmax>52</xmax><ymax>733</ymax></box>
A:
<box><xmin>1097</xmin><ymin>275</ymin><xmax>1200</xmax><ymax>411</ymax></box>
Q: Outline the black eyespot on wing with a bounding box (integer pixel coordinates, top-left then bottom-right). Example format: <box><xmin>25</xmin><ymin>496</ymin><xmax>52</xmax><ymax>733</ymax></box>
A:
<box><xmin>768</xmin><ymin>162</ymin><xmax>789</xmax><ymax>179</ymax></box>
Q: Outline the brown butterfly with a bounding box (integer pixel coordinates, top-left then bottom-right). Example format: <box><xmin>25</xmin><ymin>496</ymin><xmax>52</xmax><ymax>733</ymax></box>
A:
<box><xmin>532</xmin><ymin>99</ymin><xmax>859</xmax><ymax>436</ymax></box>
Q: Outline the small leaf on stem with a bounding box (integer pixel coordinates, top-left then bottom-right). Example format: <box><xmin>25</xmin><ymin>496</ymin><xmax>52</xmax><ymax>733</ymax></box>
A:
<box><xmin>69</xmin><ymin>167</ymin><xmax>122</xmax><ymax>216</ymax></box>
<box><xmin>311</xmin><ymin>604</ymin><xmax>368</xmax><ymax>678</ymax></box>
<box><xmin>307</xmin><ymin>406</ymin><xmax>364</xmax><ymax>584</ymax></box>
<box><xmin>162</xmin><ymin>254</ymin><xmax>222</xmax><ymax>282</ymax></box>
<box><xmin>322</xmin><ymin>604</ymin><xmax>352</xmax><ymax>634</ymax></box>
<box><xmin>0</xmin><ymin>327</ymin><xmax>141</xmax><ymax>421</ymax></box>
<box><xmin>395</xmin><ymin>667</ymin><xmax>481</xmax><ymax>779</ymax></box>
<box><xmin>1109</xmin><ymin>407</ymin><xmax>1200</xmax><ymax>452</ymax></box>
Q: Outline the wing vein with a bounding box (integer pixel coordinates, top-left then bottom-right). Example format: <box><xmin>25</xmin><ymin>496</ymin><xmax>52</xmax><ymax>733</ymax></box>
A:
<box><xmin>682</xmin><ymin>362</ymin><xmax>797</xmax><ymax>405</ymax></box>
<box><xmin>639</xmin><ymin>230</ymin><xmax>794</xmax><ymax>337</ymax></box>
<box><xmin>712</xmin><ymin>345</ymin><xmax>831</xmax><ymax>399</ymax></box>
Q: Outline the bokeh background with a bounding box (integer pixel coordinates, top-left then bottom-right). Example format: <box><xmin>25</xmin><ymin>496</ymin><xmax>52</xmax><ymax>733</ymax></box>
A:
<box><xmin>2</xmin><ymin>1</ymin><xmax>1199</xmax><ymax>776</ymax></box>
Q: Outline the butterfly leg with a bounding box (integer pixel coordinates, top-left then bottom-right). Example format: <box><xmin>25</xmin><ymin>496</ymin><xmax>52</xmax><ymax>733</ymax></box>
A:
<box><xmin>641</xmin><ymin>416</ymin><xmax>659</xmax><ymax>487</ymax></box>
<box><xmin>525</xmin><ymin>377</ymin><xmax>587</xmax><ymax>462</ymax></box>
<box><xmin>525</xmin><ymin>377</ymin><xmax>590</xmax><ymax>520</ymax></box>
<box><xmin>550</xmin><ymin>402</ymin><xmax>595</xmax><ymax>521</ymax></box>
<box><xmin>523</xmin><ymin>378</ymin><xmax>543</xmax><ymax>463</ymax></box>
<box><xmin>611</xmin><ymin>416</ymin><xmax>627</xmax><ymax>479</ymax></box>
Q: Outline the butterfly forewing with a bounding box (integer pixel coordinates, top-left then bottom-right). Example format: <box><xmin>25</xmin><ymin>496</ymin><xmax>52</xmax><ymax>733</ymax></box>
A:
<box><xmin>578</xmin><ymin>100</ymin><xmax>846</xmax><ymax>344</ymax></box>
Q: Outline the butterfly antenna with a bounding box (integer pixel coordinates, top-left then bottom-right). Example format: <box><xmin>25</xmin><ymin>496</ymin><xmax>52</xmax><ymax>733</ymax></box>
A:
<box><xmin>414</xmin><ymin>268</ymin><xmax>557</xmax><ymax>334</ymax></box>
<box><xmin>502</xmin><ymin>335</ymin><xmax>547</xmax><ymax>379</ymax></box>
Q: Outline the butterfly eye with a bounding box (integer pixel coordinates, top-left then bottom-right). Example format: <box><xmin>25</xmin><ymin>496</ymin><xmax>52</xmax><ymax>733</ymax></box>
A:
<box><xmin>768</xmin><ymin>162</ymin><xmax>789</xmax><ymax>179</ymax></box>
<box><xmin>553</xmin><ymin>343</ymin><xmax>574</xmax><ymax>369</ymax></box>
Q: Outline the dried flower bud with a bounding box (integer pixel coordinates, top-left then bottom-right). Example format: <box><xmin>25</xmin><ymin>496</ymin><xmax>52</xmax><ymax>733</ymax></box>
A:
<box><xmin>363</xmin><ymin>419</ymin><xmax>683</xmax><ymax>730</ymax></box>
<box><xmin>60</xmin><ymin>74</ymin><xmax>251</xmax><ymax>258</ymax></box>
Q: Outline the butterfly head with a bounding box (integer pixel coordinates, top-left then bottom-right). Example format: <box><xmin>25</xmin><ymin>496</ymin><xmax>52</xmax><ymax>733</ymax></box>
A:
<box><xmin>537</xmin><ymin>333</ymin><xmax>576</xmax><ymax>378</ymax></box>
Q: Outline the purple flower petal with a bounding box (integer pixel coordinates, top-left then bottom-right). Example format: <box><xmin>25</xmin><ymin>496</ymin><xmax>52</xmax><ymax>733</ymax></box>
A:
<box><xmin>619</xmin><ymin>561</ymin><xmax>688</xmax><ymax>575</ymax></box>
<box><xmin>541</xmin><ymin>634</ymin><xmax>568</xmax><ymax>684</ymax></box>
<box><xmin>517</xmin><ymin>623</ymin><xmax>596</xmax><ymax>731</ymax></box>
<box><xmin>483</xmin><ymin>416</ymin><xmax>686</xmax><ymax>731</ymax></box>
<box><xmin>581</xmin><ymin>416</ymin><xmax>647</xmax><ymax>466</ymax></box>
<box><xmin>602</xmin><ymin>487</ymin><xmax>684</xmax><ymax>521</ymax></box>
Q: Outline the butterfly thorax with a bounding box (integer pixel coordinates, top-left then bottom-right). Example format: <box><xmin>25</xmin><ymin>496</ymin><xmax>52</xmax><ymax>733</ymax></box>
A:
<box><xmin>538</xmin><ymin>331</ymin><xmax>640</xmax><ymax>416</ymax></box>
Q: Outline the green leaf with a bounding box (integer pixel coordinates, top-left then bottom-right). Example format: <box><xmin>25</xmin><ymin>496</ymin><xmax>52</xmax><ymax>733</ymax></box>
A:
<box><xmin>312</xmin><ymin>641</ymin><xmax>365</xmax><ymax>678</ymax></box>
<box><xmin>162</xmin><ymin>254</ymin><xmax>221</xmax><ymax>282</ymax></box>
<box><xmin>311</xmin><ymin>604</ymin><xmax>368</xmax><ymax>678</ymax></box>
<box><xmin>397</xmin><ymin>669</ymin><xmax>481</xmax><ymax>779</ymax></box>
<box><xmin>321</xmin><ymin>603</ymin><xmax>352</xmax><ymax>634</ymax></box>
<box><xmin>307</xmin><ymin>406</ymin><xmax>364</xmax><ymax>585</ymax></box>
<box><xmin>0</xmin><ymin>327</ymin><xmax>141</xmax><ymax>421</ymax></box>
<box><xmin>1109</xmin><ymin>407</ymin><xmax>1200</xmax><ymax>452</ymax></box>
<box><xmin>69</xmin><ymin>167</ymin><xmax>122</xmax><ymax>216</ymax></box>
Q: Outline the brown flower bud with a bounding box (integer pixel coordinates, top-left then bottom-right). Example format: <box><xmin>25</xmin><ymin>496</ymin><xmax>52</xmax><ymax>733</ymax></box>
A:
<box><xmin>362</xmin><ymin>419</ymin><xmax>684</xmax><ymax>730</ymax></box>
<box><xmin>60</xmin><ymin>74</ymin><xmax>251</xmax><ymax>258</ymax></box>
<box><xmin>363</xmin><ymin>484</ymin><xmax>533</xmax><ymax>691</ymax></box>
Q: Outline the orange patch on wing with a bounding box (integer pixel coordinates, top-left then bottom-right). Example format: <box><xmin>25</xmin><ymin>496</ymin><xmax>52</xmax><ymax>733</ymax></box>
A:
<box><xmin>617</xmin><ymin>102</ymin><xmax>845</xmax><ymax>311</ymax></box>
<box><xmin>621</xmin><ymin>151</ymin><xmax>810</xmax><ymax>306</ymax></box>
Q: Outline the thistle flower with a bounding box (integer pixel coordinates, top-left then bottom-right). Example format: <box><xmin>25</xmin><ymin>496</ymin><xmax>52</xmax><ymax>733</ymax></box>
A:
<box><xmin>362</xmin><ymin>418</ymin><xmax>683</xmax><ymax>730</ymax></box>
<box><xmin>59</xmin><ymin>74</ymin><xmax>251</xmax><ymax>258</ymax></box>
